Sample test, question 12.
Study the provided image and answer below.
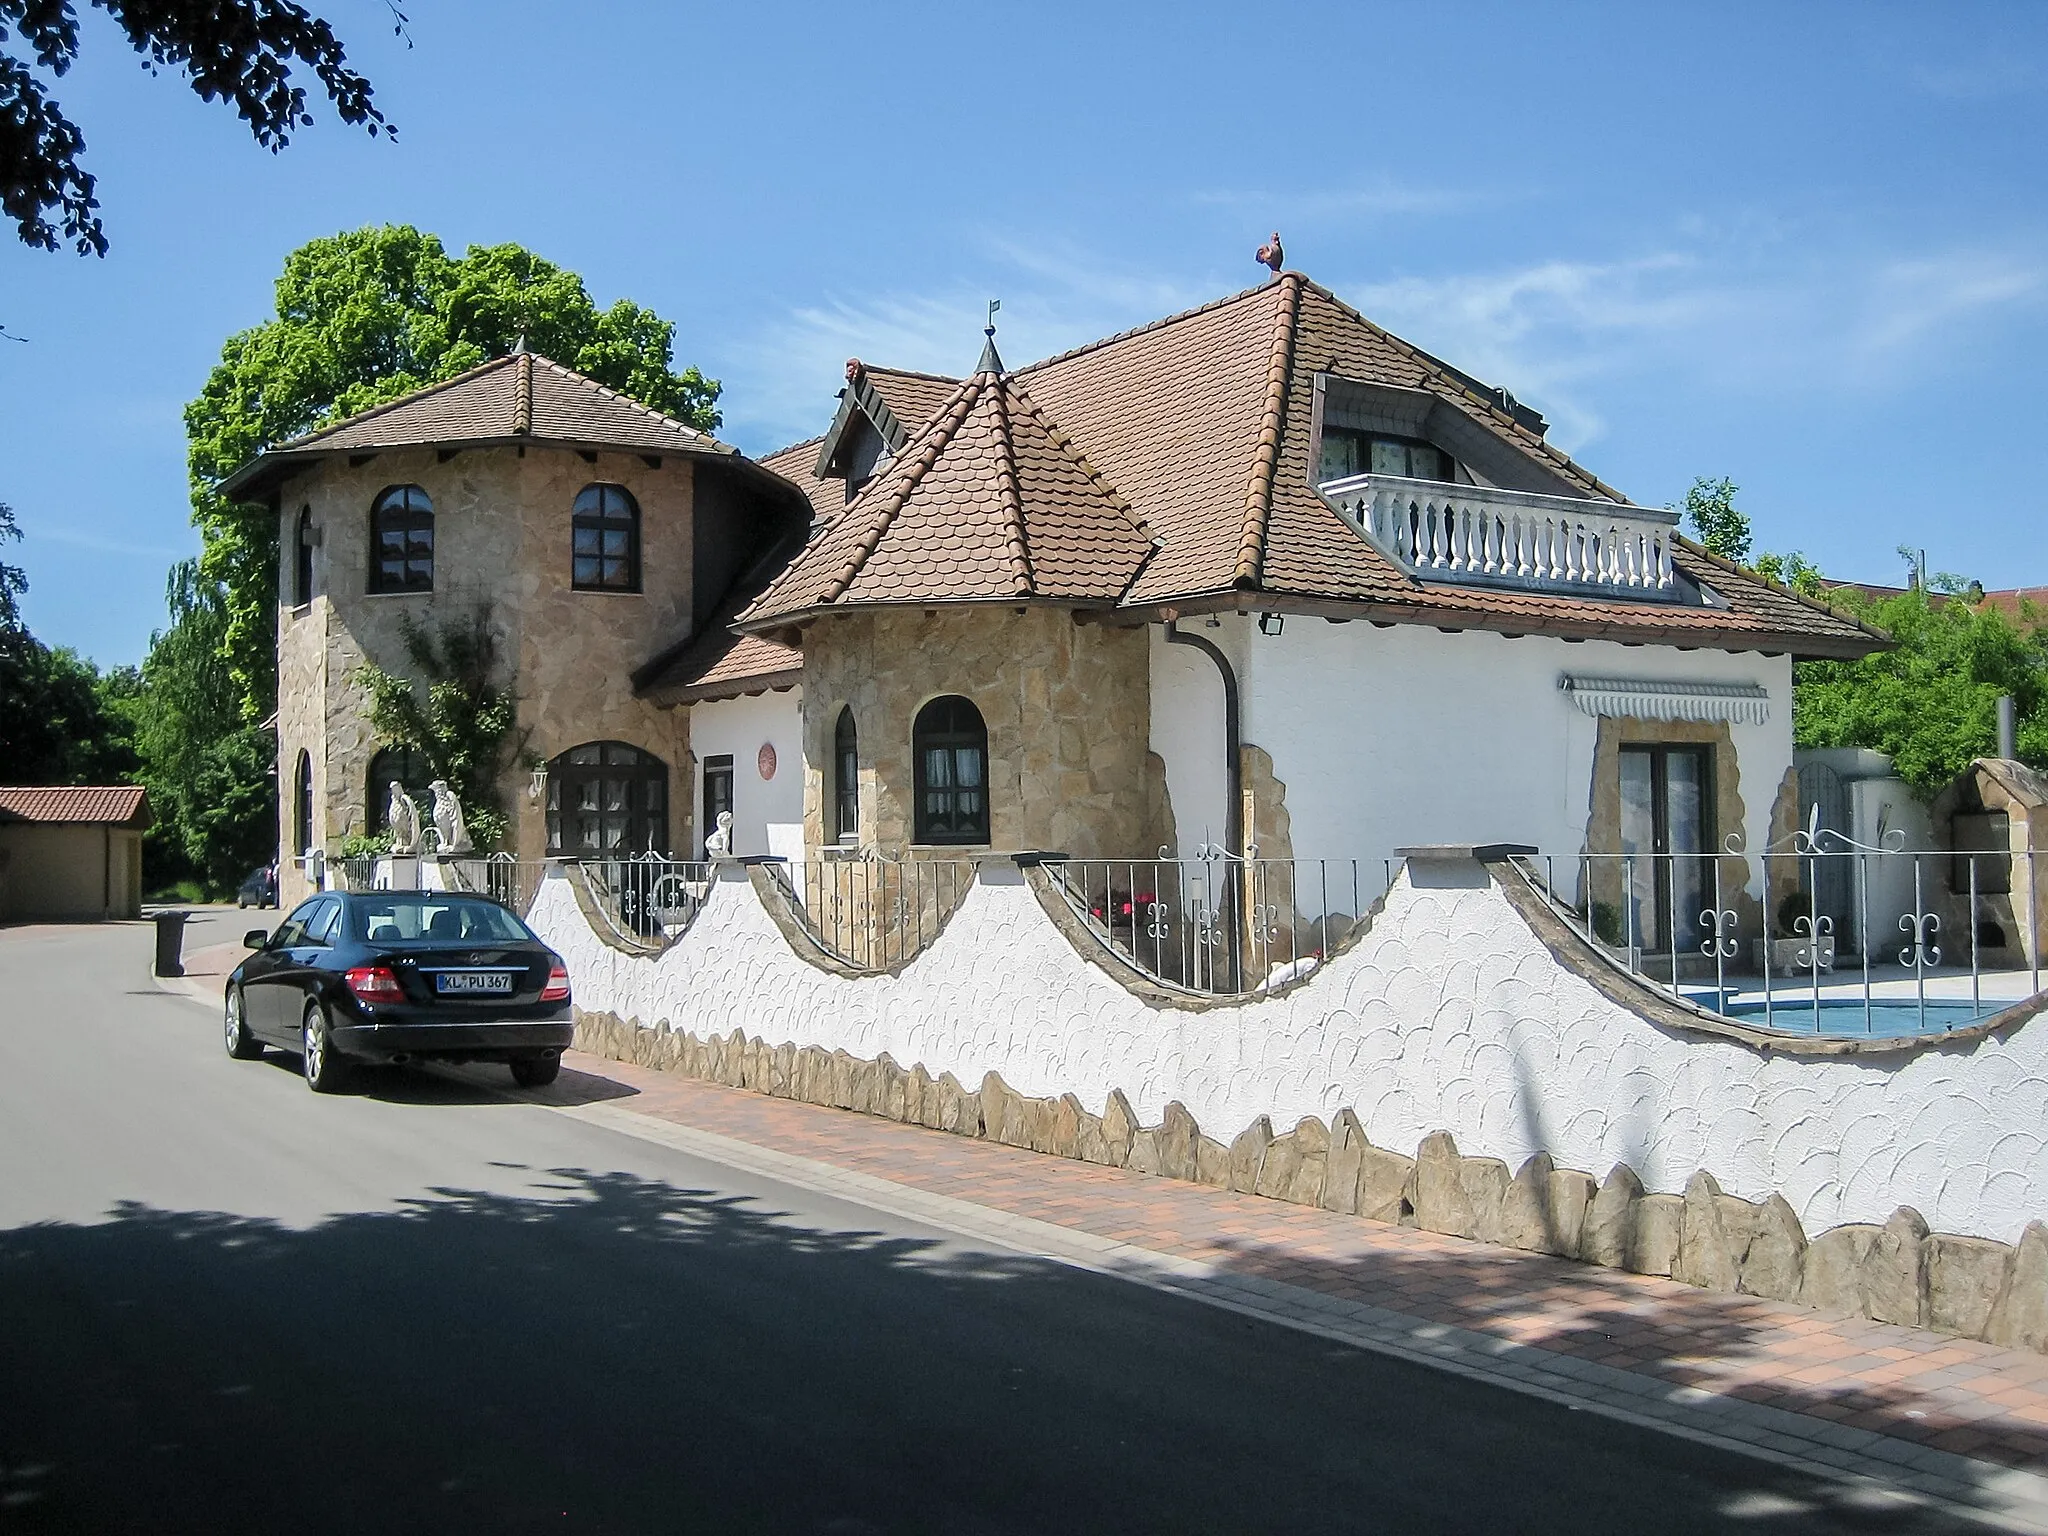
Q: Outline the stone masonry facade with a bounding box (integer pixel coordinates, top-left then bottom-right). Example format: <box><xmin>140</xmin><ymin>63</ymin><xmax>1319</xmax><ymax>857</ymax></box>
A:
<box><xmin>798</xmin><ymin>606</ymin><xmax>1152</xmax><ymax>859</ymax></box>
<box><xmin>276</xmin><ymin>443</ymin><xmax>699</xmax><ymax>903</ymax></box>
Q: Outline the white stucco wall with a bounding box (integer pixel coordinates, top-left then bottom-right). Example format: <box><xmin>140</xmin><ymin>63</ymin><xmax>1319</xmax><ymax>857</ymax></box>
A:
<box><xmin>688</xmin><ymin>688</ymin><xmax>804</xmax><ymax>857</ymax></box>
<box><xmin>1149</xmin><ymin>627</ymin><xmax>1230</xmax><ymax>856</ymax></box>
<box><xmin>531</xmin><ymin>859</ymin><xmax>2048</xmax><ymax>1245</ymax></box>
<box><xmin>1146</xmin><ymin>613</ymin><xmax>1793</xmax><ymax>899</ymax></box>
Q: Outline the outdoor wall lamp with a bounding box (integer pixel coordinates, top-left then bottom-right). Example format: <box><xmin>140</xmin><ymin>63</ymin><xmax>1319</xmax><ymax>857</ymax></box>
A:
<box><xmin>528</xmin><ymin>764</ymin><xmax>549</xmax><ymax>802</ymax></box>
<box><xmin>1258</xmin><ymin>612</ymin><xmax>1284</xmax><ymax>636</ymax></box>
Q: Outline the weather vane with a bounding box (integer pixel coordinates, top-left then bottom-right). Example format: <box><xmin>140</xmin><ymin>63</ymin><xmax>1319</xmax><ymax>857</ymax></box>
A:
<box><xmin>986</xmin><ymin>298</ymin><xmax>1000</xmax><ymax>337</ymax></box>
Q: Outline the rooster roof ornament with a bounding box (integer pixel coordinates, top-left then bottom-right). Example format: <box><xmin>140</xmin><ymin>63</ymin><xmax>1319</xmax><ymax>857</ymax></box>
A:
<box><xmin>1256</xmin><ymin>231</ymin><xmax>1285</xmax><ymax>274</ymax></box>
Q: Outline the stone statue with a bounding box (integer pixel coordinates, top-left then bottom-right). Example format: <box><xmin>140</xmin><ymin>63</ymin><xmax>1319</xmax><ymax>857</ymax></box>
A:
<box><xmin>705</xmin><ymin>810</ymin><xmax>733</xmax><ymax>859</ymax></box>
<box><xmin>385</xmin><ymin>782</ymin><xmax>422</xmax><ymax>855</ymax></box>
<box><xmin>427</xmin><ymin>779</ymin><xmax>474</xmax><ymax>855</ymax></box>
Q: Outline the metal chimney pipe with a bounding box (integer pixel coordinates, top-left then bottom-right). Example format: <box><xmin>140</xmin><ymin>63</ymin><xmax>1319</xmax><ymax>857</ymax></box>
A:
<box><xmin>1998</xmin><ymin>693</ymin><xmax>2017</xmax><ymax>760</ymax></box>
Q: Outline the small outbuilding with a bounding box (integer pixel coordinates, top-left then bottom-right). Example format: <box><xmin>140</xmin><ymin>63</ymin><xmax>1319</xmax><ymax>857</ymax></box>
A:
<box><xmin>0</xmin><ymin>787</ymin><xmax>150</xmax><ymax>922</ymax></box>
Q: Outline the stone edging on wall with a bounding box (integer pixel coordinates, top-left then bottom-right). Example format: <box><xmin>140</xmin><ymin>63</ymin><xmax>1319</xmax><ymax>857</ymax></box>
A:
<box><xmin>1493</xmin><ymin>856</ymin><xmax>2048</xmax><ymax>1059</ymax></box>
<box><xmin>571</xmin><ymin>1007</ymin><xmax>2048</xmax><ymax>1354</ymax></box>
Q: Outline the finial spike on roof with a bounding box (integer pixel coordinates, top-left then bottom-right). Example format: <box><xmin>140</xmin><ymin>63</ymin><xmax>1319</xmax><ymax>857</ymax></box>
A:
<box><xmin>511</xmin><ymin>331</ymin><xmax>529</xmax><ymax>355</ymax></box>
<box><xmin>978</xmin><ymin>298</ymin><xmax>1004</xmax><ymax>377</ymax></box>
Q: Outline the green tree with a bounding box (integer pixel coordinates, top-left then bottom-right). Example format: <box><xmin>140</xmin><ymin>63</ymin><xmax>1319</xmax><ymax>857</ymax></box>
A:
<box><xmin>0</xmin><ymin>502</ymin><xmax>25</xmax><ymax>626</ymax></box>
<box><xmin>1679</xmin><ymin>475</ymin><xmax>1827</xmax><ymax>595</ymax></box>
<box><xmin>124</xmin><ymin>561</ymin><xmax>276</xmax><ymax>890</ymax></box>
<box><xmin>1794</xmin><ymin>584</ymin><xmax>2048</xmax><ymax>796</ymax></box>
<box><xmin>185</xmin><ymin>225</ymin><xmax>722</xmax><ymax>717</ymax></box>
<box><xmin>0</xmin><ymin>503</ymin><xmax>138</xmax><ymax>783</ymax></box>
<box><xmin>1682</xmin><ymin>475</ymin><xmax>1751</xmax><ymax>563</ymax></box>
<box><xmin>356</xmin><ymin>609</ymin><xmax>521</xmax><ymax>853</ymax></box>
<box><xmin>3</xmin><ymin>0</ymin><xmax>391</xmax><ymax>257</ymax></box>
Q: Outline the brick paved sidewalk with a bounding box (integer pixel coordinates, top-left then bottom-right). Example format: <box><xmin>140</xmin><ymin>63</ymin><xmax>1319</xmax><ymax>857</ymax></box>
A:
<box><xmin>533</xmin><ymin>1048</ymin><xmax>2048</xmax><ymax>1486</ymax></box>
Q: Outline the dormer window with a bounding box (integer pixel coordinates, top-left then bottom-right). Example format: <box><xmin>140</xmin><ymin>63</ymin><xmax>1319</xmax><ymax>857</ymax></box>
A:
<box><xmin>1318</xmin><ymin>427</ymin><xmax>1452</xmax><ymax>485</ymax></box>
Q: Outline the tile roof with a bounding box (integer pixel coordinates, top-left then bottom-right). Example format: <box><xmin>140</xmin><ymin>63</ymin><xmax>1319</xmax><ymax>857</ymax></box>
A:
<box><xmin>757</xmin><ymin>435</ymin><xmax>840</xmax><ymax>526</ymax></box>
<box><xmin>639</xmin><ymin>625</ymin><xmax>803</xmax><ymax>705</ymax></box>
<box><xmin>743</xmin><ymin>366</ymin><xmax>1155</xmax><ymax>624</ymax></box>
<box><xmin>217</xmin><ymin>351</ymin><xmax>737</xmax><ymax>497</ymax></box>
<box><xmin>0</xmin><ymin>786</ymin><xmax>149</xmax><ymax>826</ymax></box>
<box><xmin>736</xmin><ymin>274</ymin><xmax>1882</xmax><ymax>658</ymax></box>
<box><xmin>857</xmin><ymin>366</ymin><xmax>961</xmax><ymax>443</ymax></box>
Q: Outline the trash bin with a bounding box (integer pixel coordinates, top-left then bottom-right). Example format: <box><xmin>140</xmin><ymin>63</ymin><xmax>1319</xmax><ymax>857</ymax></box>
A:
<box><xmin>153</xmin><ymin>910</ymin><xmax>190</xmax><ymax>978</ymax></box>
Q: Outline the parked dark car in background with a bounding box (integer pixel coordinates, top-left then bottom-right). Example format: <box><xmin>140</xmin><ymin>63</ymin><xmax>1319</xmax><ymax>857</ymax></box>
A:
<box><xmin>236</xmin><ymin>864</ymin><xmax>277</xmax><ymax>909</ymax></box>
<box><xmin>224</xmin><ymin>890</ymin><xmax>573</xmax><ymax>1092</ymax></box>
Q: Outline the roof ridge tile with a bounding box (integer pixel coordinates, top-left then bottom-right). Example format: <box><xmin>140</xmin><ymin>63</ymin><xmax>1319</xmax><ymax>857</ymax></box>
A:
<box><xmin>1236</xmin><ymin>273</ymin><xmax>1302</xmax><ymax>586</ymax></box>
<box><xmin>987</xmin><ymin>378</ymin><xmax>1035</xmax><ymax>595</ymax></box>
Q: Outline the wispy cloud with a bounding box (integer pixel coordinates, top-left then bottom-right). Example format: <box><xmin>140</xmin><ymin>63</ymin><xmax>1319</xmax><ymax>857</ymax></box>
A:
<box><xmin>1904</xmin><ymin>56</ymin><xmax>2039</xmax><ymax>102</ymax></box>
<box><xmin>24</xmin><ymin>523</ymin><xmax>189</xmax><ymax>561</ymax></box>
<box><xmin>716</xmin><ymin>237</ymin><xmax>1216</xmax><ymax>452</ymax></box>
<box><xmin>1332</xmin><ymin>237</ymin><xmax>2048</xmax><ymax>454</ymax></box>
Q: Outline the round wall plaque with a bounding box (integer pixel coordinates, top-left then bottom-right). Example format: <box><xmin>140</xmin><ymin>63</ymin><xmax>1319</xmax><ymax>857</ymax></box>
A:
<box><xmin>757</xmin><ymin>742</ymin><xmax>777</xmax><ymax>781</ymax></box>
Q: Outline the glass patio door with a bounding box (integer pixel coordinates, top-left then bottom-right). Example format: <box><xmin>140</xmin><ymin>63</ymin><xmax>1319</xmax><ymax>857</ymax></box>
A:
<box><xmin>1619</xmin><ymin>745</ymin><xmax>1712</xmax><ymax>952</ymax></box>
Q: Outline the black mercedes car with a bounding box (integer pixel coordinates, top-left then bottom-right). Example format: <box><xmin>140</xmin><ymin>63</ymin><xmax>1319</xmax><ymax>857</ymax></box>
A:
<box><xmin>225</xmin><ymin>890</ymin><xmax>574</xmax><ymax>1092</ymax></box>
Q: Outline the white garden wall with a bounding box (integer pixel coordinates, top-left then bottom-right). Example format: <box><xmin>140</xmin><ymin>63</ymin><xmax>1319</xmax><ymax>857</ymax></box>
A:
<box><xmin>529</xmin><ymin>857</ymin><xmax>2048</xmax><ymax>1246</ymax></box>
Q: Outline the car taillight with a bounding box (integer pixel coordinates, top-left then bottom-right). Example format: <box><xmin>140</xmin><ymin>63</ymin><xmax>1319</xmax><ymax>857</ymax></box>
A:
<box><xmin>345</xmin><ymin>965</ymin><xmax>404</xmax><ymax>1003</ymax></box>
<box><xmin>540</xmin><ymin>965</ymin><xmax>570</xmax><ymax>1003</ymax></box>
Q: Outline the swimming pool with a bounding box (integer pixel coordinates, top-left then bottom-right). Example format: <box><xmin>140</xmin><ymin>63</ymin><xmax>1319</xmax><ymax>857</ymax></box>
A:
<box><xmin>1680</xmin><ymin>994</ymin><xmax>2020</xmax><ymax>1038</ymax></box>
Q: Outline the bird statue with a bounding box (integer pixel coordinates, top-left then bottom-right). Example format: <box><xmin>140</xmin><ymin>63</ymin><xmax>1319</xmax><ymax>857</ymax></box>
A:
<box><xmin>844</xmin><ymin>357</ymin><xmax>863</xmax><ymax>383</ymax></box>
<box><xmin>1256</xmin><ymin>231</ymin><xmax>1285</xmax><ymax>274</ymax></box>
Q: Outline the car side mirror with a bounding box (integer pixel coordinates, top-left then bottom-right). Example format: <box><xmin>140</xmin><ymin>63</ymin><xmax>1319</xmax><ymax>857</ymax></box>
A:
<box><xmin>244</xmin><ymin>929</ymin><xmax>269</xmax><ymax>950</ymax></box>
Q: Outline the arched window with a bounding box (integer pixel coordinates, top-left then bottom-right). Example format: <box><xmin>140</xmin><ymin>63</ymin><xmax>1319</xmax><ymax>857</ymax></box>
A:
<box><xmin>833</xmin><ymin>706</ymin><xmax>859</xmax><ymax>842</ymax></box>
<box><xmin>546</xmin><ymin>741</ymin><xmax>668</xmax><ymax>856</ymax></box>
<box><xmin>365</xmin><ymin>746</ymin><xmax>434</xmax><ymax>836</ymax></box>
<box><xmin>293</xmin><ymin>750</ymin><xmax>314</xmax><ymax>856</ymax></box>
<box><xmin>572</xmin><ymin>484</ymin><xmax>640</xmax><ymax>592</ymax></box>
<box><xmin>369</xmin><ymin>485</ymin><xmax>434</xmax><ymax>593</ymax></box>
<box><xmin>913</xmin><ymin>696</ymin><xmax>988</xmax><ymax>845</ymax></box>
<box><xmin>293</xmin><ymin>506</ymin><xmax>315</xmax><ymax>607</ymax></box>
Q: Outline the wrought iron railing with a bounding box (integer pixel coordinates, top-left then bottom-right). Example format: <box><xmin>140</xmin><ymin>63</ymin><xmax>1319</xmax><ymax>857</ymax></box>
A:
<box><xmin>1511</xmin><ymin>821</ymin><xmax>2043</xmax><ymax>1038</ymax></box>
<box><xmin>772</xmin><ymin>854</ymin><xmax>977</xmax><ymax>970</ymax></box>
<box><xmin>1044</xmin><ymin>850</ymin><xmax>1394</xmax><ymax>997</ymax></box>
<box><xmin>577</xmin><ymin>854</ymin><xmax>714</xmax><ymax>945</ymax></box>
<box><xmin>470</xmin><ymin>854</ymin><xmax>549</xmax><ymax>915</ymax></box>
<box><xmin>329</xmin><ymin>855</ymin><xmax>378</xmax><ymax>893</ymax></box>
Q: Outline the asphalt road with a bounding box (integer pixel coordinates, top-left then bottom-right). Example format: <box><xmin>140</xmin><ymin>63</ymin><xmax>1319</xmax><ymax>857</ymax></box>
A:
<box><xmin>0</xmin><ymin>911</ymin><xmax>1994</xmax><ymax>1534</ymax></box>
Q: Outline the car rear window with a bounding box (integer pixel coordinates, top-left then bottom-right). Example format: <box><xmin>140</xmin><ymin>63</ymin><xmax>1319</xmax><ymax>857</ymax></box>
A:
<box><xmin>349</xmin><ymin>896</ymin><xmax>535</xmax><ymax>945</ymax></box>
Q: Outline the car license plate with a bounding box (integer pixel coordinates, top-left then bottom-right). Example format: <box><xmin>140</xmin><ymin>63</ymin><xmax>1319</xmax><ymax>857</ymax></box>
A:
<box><xmin>435</xmin><ymin>971</ymin><xmax>514</xmax><ymax>996</ymax></box>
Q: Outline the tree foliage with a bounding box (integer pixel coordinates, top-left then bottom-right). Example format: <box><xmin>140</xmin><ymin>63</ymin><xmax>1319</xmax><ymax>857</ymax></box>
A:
<box><xmin>0</xmin><ymin>501</ymin><xmax>25</xmax><ymax>627</ymax></box>
<box><xmin>186</xmin><ymin>225</ymin><xmax>722</xmax><ymax>717</ymax></box>
<box><xmin>1680</xmin><ymin>475</ymin><xmax>1826</xmax><ymax>595</ymax></box>
<box><xmin>1794</xmin><ymin>584</ymin><xmax>2048</xmax><ymax>797</ymax></box>
<box><xmin>122</xmin><ymin>560</ymin><xmax>276</xmax><ymax>890</ymax></box>
<box><xmin>2</xmin><ymin>0</ymin><xmax>391</xmax><ymax>256</ymax></box>
<box><xmin>356</xmin><ymin>609</ymin><xmax>521</xmax><ymax>853</ymax></box>
<box><xmin>0</xmin><ymin>501</ymin><xmax>138</xmax><ymax>784</ymax></box>
<box><xmin>1682</xmin><ymin>476</ymin><xmax>1751</xmax><ymax>563</ymax></box>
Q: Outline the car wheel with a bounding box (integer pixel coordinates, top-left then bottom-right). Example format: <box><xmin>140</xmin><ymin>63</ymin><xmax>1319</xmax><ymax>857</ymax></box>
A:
<box><xmin>301</xmin><ymin>1001</ymin><xmax>347</xmax><ymax>1094</ymax></box>
<box><xmin>224</xmin><ymin>987</ymin><xmax>264</xmax><ymax>1060</ymax></box>
<box><xmin>510</xmin><ymin>1053</ymin><xmax>561</xmax><ymax>1089</ymax></box>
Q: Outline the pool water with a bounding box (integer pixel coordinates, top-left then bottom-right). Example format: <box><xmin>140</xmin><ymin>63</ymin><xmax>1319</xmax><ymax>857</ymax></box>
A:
<box><xmin>1680</xmin><ymin>993</ymin><xmax>2015</xmax><ymax>1039</ymax></box>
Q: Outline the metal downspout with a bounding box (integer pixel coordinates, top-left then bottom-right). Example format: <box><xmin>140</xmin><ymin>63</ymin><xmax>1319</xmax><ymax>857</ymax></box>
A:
<box><xmin>1165</xmin><ymin>619</ymin><xmax>1243</xmax><ymax>988</ymax></box>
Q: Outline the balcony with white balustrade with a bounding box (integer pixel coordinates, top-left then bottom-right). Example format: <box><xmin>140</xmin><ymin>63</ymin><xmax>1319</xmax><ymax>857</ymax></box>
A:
<box><xmin>1319</xmin><ymin>473</ymin><xmax>1683</xmax><ymax>602</ymax></box>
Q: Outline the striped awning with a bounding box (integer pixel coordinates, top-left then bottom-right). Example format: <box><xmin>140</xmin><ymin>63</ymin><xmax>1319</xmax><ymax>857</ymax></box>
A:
<box><xmin>1559</xmin><ymin>674</ymin><xmax>1772</xmax><ymax>725</ymax></box>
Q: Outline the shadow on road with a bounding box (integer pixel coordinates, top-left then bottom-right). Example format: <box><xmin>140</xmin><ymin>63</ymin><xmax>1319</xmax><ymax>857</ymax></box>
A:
<box><xmin>0</xmin><ymin>1164</ymin><xmax>1983</xmax><ymax>1535</ymax></box>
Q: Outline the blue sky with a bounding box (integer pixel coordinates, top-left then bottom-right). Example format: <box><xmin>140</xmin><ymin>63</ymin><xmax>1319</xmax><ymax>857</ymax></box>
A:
<box><xmin>3</xmin><ymin>0</ymin><xmax>2046</xmax><ymax>666</ymax></box>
